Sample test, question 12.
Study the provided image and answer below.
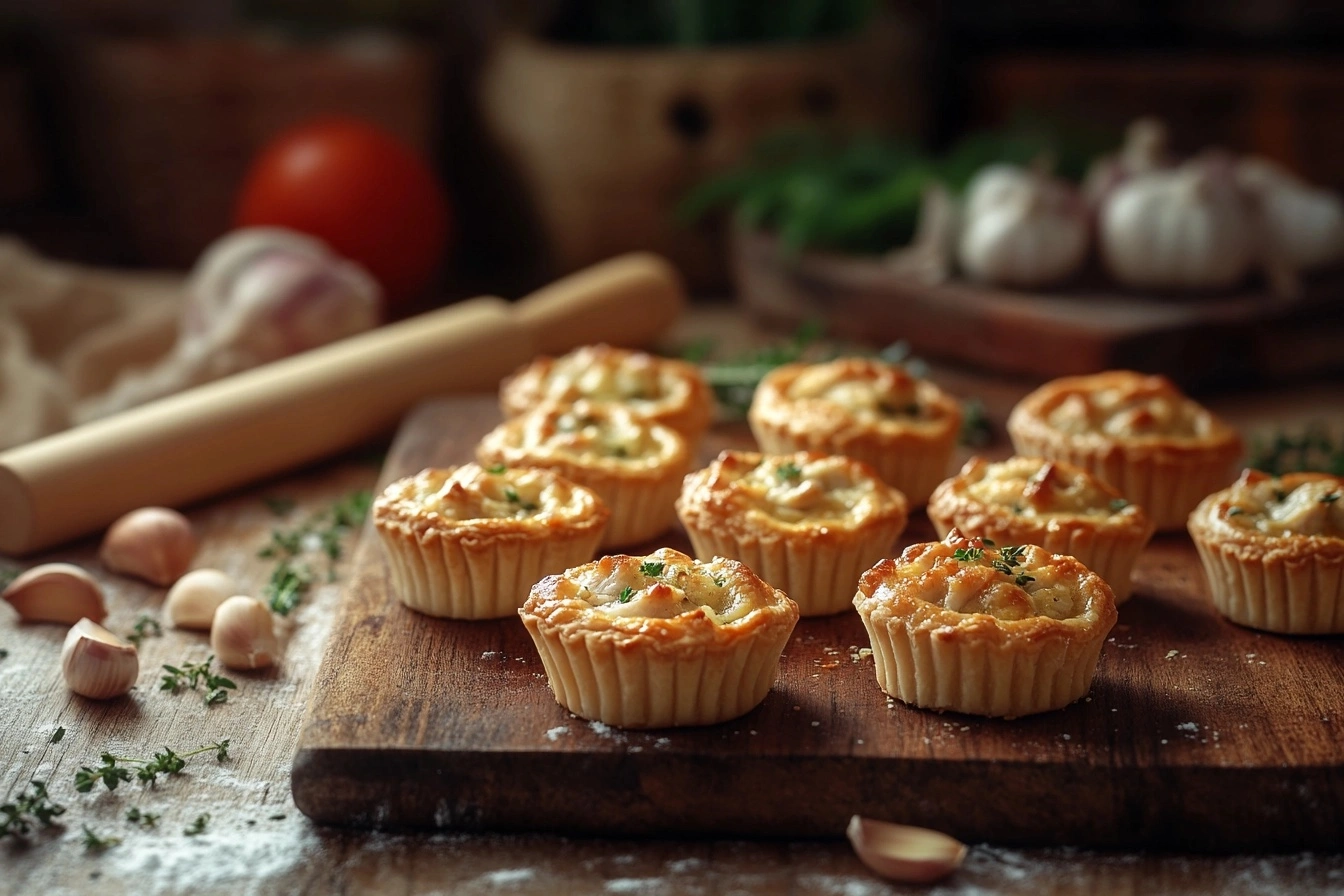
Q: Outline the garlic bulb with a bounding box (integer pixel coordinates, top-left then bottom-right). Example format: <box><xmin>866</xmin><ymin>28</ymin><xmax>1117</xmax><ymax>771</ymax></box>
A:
<box><xmin>100</xmin><ymin>506</ymin><xmax>197</xmax><ymax>586</ymax></box>
<box><xmin>1101</xmin><ymin>160</ymin><xmax>1255</xmax><ymax>291</ymax></box>
<box><xmin>165</xmin><ymin>568</ymin><xmax>239</xmax><ymax>630</ymax></box>
<box><xmin>75</xmin><ymin>228</ymin><xmax>381</xmax><ymax>422</ymax></box>
<box><xmin>62</xmin><ymin>618</ymin><xmax>139</xmax><ymax>699</ymax></box>
<box><xmin>2</xmin><ymin>562</ymin><xmax>107</xmax><ymax>624</ymax></box>
<box><xmin>957</xmin><ymin>167</ymin><xmax>1088</xmax><ymax>288</ymax></box>
<box><xmin>210</xmin><ymin>596</ymin><xmax>278</xmax><ymax>670</ymax></box>
<box><xmin>846</xmin><ymin>815</ymin><xmax>967</xmax><ymax>884</ymax></box>
<box><xmin>1237</xmin><ymin>157</ymin><xmax>1344</xmax><ymax>272</ymax></box>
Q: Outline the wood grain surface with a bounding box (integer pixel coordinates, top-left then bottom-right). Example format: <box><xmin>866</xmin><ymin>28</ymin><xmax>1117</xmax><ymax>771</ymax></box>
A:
<box><xmin>293</xmin><ymin>395</ymin><xmax>1344</xmax><ymax>851</ymax></box>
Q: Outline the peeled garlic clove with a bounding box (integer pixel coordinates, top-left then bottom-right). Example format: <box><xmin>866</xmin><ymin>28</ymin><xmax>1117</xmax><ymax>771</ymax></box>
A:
<box><xmin>100</xmin><ymin>507</ymin><xmax>197</xmax><ymax>586</ymax></box>
<box><xmin>210</xmin><ymin>596</ymin><xmax>278</xmax><ymax>670</ymax></box>
<box><xmin>62</xmin><ymin>618</ymin><xmax>139</xmax><ymax>699</ymax></box>
<box><xmin>165</xmin><ymin>568</ymin><xmax>238</xmax><ymax>630</ymax></box>
<box><xmin>846</xmin><ymin>815</ymin><xmax>967</xmax><ymax>884</ymax></box>
<box><xmin>2</xmin><ymin>563</ymin><xmax>107</xmax><ymax>624</ymax></box>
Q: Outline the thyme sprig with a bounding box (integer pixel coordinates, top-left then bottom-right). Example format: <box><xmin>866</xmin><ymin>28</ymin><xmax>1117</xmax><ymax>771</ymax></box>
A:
<box><xmin>161</xmin><ymin>656</ymin><xmax>236</xmax><ymax>706</ymax></box>
<box><xmin>125</xmin><ymin>807</ymin><xmax>159</xmax><ymax>828</ymax></box>
<box><xmin>0</xmin><ymin>780</ymin><xmax>66</xmax><ymax>838</ymax></box>
<box><xmin>183</xmin><ymin>813</ymin><xmax>210</xmax><ymax>837</ymax></box>
<box><xmin>127</xmin><ymin>614</ymin><xmax>163</xmax><ymax>648</ymax></box>
<box><xmin>1250</xmin><ymin>424</ymin><xmax>1344</xmax><ymax>476</ymax></box>
<box><xmin>259</xmin><ymin>490</ymin><xmax>372</xmax><ymax>615</ymax></box>
<box><xmin>74</xmin><ymin>740</ymin><xmax>230</xmax><ymax>792</ymax></box>
<box><xmin>639</xmin><ymin>561</ymin><xmax>665</xmax><ymax>577</ymax></box>
<box><xmin>81</xmin><ymin>825</ymin><xmax>121</xmax><ymax>852</ymax></box>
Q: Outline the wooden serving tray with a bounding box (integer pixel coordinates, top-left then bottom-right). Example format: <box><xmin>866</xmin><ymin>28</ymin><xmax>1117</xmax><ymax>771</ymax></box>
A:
<box><xmin>292</xmin><ymin>395</ymin><xmax>1344</xmax><ymax>850</ymax></box>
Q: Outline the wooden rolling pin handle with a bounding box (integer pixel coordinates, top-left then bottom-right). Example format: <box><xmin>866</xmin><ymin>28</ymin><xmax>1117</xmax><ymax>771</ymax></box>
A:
<box><xmin>0</xmin><ymin>253</ymin><xmax>684</xmax><ymax>556</ymax></box>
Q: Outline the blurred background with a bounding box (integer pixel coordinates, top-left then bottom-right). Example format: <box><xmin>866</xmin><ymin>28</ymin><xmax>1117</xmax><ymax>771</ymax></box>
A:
<box><xmin>1</xmin><ymin>0</ymin><xmax>1343</xmax><ymax>450</ymax></box>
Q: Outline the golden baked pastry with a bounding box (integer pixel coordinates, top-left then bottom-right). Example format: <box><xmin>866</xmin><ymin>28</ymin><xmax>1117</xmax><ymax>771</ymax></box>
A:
<box><xmin>747</xmin><ymin>358</ymin><xmax>962</xmax><ymax>506</ymax></box>
<box><xmin>1007</xmin><ymin>371</ymin><xmax>1242</xmax><ymax>531</ymax></box>
<box><xmin>928</xmin><ymin>456</ymin><xmax>1155</xmax><ymax>603</ymax></box>
<box><xmin>519</xmin><ymin>547</ymin><xmax>799</xmax><ymax>728</ymax></box>
<box><xmin>853</xmin><ymin>529</ymin><xmax>1117</xmax><ymax>718</ymax></box>
<box><xmin>1188</xmin><ymin>469</ymin><xmax>1344</xmax><ymax>634</ymax></box>
<box><xmin>476</xmin><ymin>401</ymin><xmax>689</xmax><ymax>548</ymax></box>
<box><xmin>677</xmin><ymin>449</ymin><xmax>909</xmax><ymax>616</ymax></box>
<box><xmin>500</xmin><ymin>344</ymin><xmax>713</xmax><ymax>446</ymax></box>
<box><xmin>372</xmin><ymin>463</ymin><xmax>608</xmax><ymax>619</ymax></box>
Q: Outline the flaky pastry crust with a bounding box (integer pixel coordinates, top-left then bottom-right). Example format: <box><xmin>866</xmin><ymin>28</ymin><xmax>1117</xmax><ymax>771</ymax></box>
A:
<box><xmin>677</xmin><ymin>450</ymin><xmax>908</xmax><ymax>615</ymax></box>
<box><xmin>1188</xmin><ymin>469</ymin><xmax>1344</xmax><ymax>633</ymax></box>
<box><xmin>853</xmin><ymin>529</ymin><xmax>1117</xmax><ymax>717</ymax></box>
<box><xmin>1007</xmin><ymin>371</ymin><xmax>1242</xmax><ymax>531</ymax></box>
<box><xmin>476</xmin><ymin>401</ymin><xmax>689</xmax><ymax>548</ymax></box>
<box><xmin>928</xmin><ymin>456</ymin><xmax>1155</xmax><ymax>602</ymax></box>
<box><xmin>747</xmin><ymin>358</ymin><xmax>962</xmax><ymax>506</ymax></box>
<box><xmin>500</xmin><ymin>344</ymin><xmax>713</xmax><ymax>445</ymax></box>
<box><xmin>520</xmin><ymin>547</ymin><xmax>799</xmax><ymax>727</ymax></box>
<box><xmin>373</xmin><ymin>463</ymin><xmax>608</xmax><ymax>618</ymax></box>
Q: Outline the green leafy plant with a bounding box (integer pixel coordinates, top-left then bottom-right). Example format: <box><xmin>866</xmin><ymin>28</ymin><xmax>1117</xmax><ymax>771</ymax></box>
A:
<box><xmin>74</xmin><ymin>741</ymin><xmax>231</xmax><ymax>792</ymax></box>
<box><xmin>0</xmin><ymin>780</ymin><xmax>66</xmax><ymax>838</ymax></box>
<box><xmin>259</xmin><ymin>490</ymin><xmax>372</xmax><ymax>615</ymax></box>
<box><xmin>161</xmin><ymin>656</ymin><xmax>237</xmax><ymax>707</ymax></box>
<box><xmin>1249</xmin><ymin>424</ymin><xmax>1344</xmax><ymax>476</ymax></box>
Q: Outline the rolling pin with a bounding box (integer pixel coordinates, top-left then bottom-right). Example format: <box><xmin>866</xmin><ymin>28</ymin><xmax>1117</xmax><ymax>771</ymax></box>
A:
<box><xmin>0</xmin><ymin>252</ymin><xmax>685</xmax><ymax>555</ymax></box>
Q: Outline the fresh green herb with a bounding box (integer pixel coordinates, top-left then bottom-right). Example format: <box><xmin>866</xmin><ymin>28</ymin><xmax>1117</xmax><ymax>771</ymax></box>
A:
<box><xmin>639</xmin><ymin>561</ymin><xmax>665</xmax><ymax>577</ymax></box>
<box><xmin>1109</xmin><ymin>498</ymin><xmax>1130</xmax><ymax>513</ymax></box>
<box><xmin>618</xmin><ymin>587</ymin><xmax>635</xmax><ymax>603</ymax></box>
<box><xmin>268</xmin><ymin>813</ymin><xmax>287</xmax><ymax>821</ymax></box>
<box><xmin>952</xmin><ymin>547</ymin><xmax>983</xmax><ymax>563</ymax></box>
<box><xmin>183</xmin><ymin>814</ymin><xmax>210</xmax><ymax>837</ymax></box>
<box><xmin>1227</xmin><ymin>507</ymin><xmax>1246</xmax><ymax>517</ymax></box>
<box><xmin>1322</xmin><ymin>493</ymin><xmax>1340</xmax><ymax>505</ymax></box>
<box><xmin>713</xmin><ymin>576</ymin><xmax>726</xmax><ymax>588</ymax></box>
<box><xmin>125</xmin><ymin>807</ymin><xmax>159</xmax><ymax>828</ymax></box>
<box><xmin>980</xmin><ymin>538</ymin><xmax>996</xmax><ymax>547</ymax></box>
<box><xmin>1250</xmin><ymin>424</ymin><xmax>1344</xmax><ymax>477</ymax></box>
<box><xmin>503</xmin><ymin>487</ymin><xmax>539</xmax><ymax>512</ymax></box>
<box><xmin>958</xmin><ymin>398</ymin><xmax>993</xmax><ymax>449</ymax></box>
<box><xmin>50</xmin><ymin>726</ymin><xmax>65</xmax><ymax>744</ymax></box>
<box><xmin>1011</xmin><ymin>502</ymin><xmax>1025</xmax><ymax>515</ymax></box>
<box><xmin>74</xmin><ymin>741</ymin><xmax>230</xmax><ymax>793</ymax></box>
<box><xmin>1014</xmin><ymin>573</ymin><xmax>1036</xmax><ymax>587</ymax></box>
<box><xmin>998</xmin><ymin>546</ymin><xmax>1027</xmax><ymax>566</ymax></box>
<box><xmin>259</xmin><ymin>490</ymin><xmax>372</xmax><ymax>615</ymax></box>
<box><xmin>263</xmin><ymin>495</ymin><xmax>297</xmax><ymax>517</ymax></box>
<box><xmin>610</xmin><ymin>445</ymin><xmax>630</xmax><ymax>459</ymax></box>
<box><xmin>0</xmin><ymin>780</ymin><xmax>66</xmax><ymax>838</ymax></box>
<box><xmin>160</xmin><ymin>656</ymin><xmax>237</xmax><ymax>707</ymax></box>
<box><xmin>685</xmin><ymin>321</ymin><xmax>826</xmax><ymax>419</ymax></box>
<box><xmin>0</xmin><ymin>563</ymin><xmax>19</xmax><ymax>591</ymax></box>
<box><xmin>775</xmin><ymin>462</ymin><xmax>802</xmax><ymax>481</ymax></box>
<box><xmin>127</xmin><ymin>614</ymin><xmax>162</xmax><ymax>648</ymax></box>
<box><xmin>0</xmin><ymin>648</ymin><xmax>7</xmax><ymax>660</ymax></box>
<box><xmin>486</xmin><ymin>463</ymin><xmax>506</xmax><ymax>474</ymax></box>
<box><xmin>81</xmin><ymin>825</ymin><xmax>121</xmax><ymax>852</ymax></box>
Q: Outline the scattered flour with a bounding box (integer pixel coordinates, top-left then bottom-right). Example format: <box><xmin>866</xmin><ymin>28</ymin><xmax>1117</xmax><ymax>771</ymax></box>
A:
<box><xmin>545</xmin><ymin>726</ymin><xmax>569</xmax><ymax>742</ymax></box>
<box><xmin>476</xmin><ymin>868</ymin><xmax>536</xmax><ymax>886</ymax></box>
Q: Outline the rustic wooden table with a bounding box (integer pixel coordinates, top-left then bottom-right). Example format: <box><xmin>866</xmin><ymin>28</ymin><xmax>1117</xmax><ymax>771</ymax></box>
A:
<box><xmin>4</xmin><ymin>309</ymin><xmax>1343</xmax><ymax>895</ymax></box>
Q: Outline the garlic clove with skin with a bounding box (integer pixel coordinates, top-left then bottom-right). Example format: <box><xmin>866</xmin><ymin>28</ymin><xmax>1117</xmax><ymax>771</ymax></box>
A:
<box><xmin>846</xmin><ymin>815</ymin><xmax>968</xmax><ymax>884</ymax></box>
<box><xmin>210</xmin><ymin>596</ymin><xmax>278</xmax><ymax>670</ymax></box>
<box><xmin>2</xmin><ymin>563</ymin><xmax>107</xmax><ymax>624</ymax></box>
<box><xmin>1237</xmin><ymin>156</ymin><xmax>1344</xmax><ymax>273</ymax></box>
<box><xmin>100</xmin><ymin>506</ymin><xmax>197</xmax><ymax>586</ymax></box>
<box><xmin>62</xmin><ymin>618</ymin><xmax>139</xmax><ymax>699</ymax></box>
<box><xmin>165</xmin><ymin>568</ymin><xmax>239</xmax><ymax>630</ymax></box>
<box><xmin>957</xmin><ymin>166</ymin><xmax>1089</xmax><ymax>289</ymax></box>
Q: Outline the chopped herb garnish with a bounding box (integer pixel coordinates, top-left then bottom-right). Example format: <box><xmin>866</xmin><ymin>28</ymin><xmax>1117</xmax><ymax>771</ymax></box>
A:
<box><xmin>998</xmin><ymin>546</ymin><xmax>1027</xmax><ymax>566</ymax></box>
<box><xmin>1011</xmin><ymin>502</ymin><xmax>1025</xmax><ymax>515</ymax></box>
<box><xmin>160</xmin><ymin>656</ymin><xmax>237</xmax><ymax>707</ymax></box>
<box><xmin>1250</xmin><ymin>424</ymin><xmax>1344</xmax><ymax>476</ymax></box>
<box><xmin>125</xmin><ymin>807</ymin><xmax>159</xmax><ymax>828</ymax></box>
<box><xmin>487</xmin><ymin>463</ymin><xmax>506</xmax><ymax>474</ymax></box>
<box><xmin>775</xmin><ymin>462</ymin><xmax>802</xmax><ymax>481</ymax></box>
<box><xmin>259</xmin><ymin>490</ymin><xmax>371</xmax><ymax>615</ymax></box>
<box><xmin>1227</xmin><ymin>507</ymin><xmax>1246</xmax><ymax>517</ymax></box>
<box><xmin>0</xmin><ymin>780</ymin><xmax>66</xmax><ymax>838</ymax></box>
<box><xmin>639</xmin><ymin>561</ymin><xmax>665</xmax><ymax>577</ymax></box>
<box><xmin>618</xmin><ymin>587</ymin><xmax>635</xmax><ymax>603</ymax></box>
<box><xmin>1109</xmin><ymin>498</ymin><xmax>1130</xmax><ymax>512</ymax></box>
<box><xmin>126</xmin><ymin>614</ymin><xmax>162</xmax><ymax>648</ymax></box>
<box><xmin>713</xmin><ymin>576</ymin><xmax>726</xmax><ymax>588</ymax></box>
<box><xmin>74</xmin><ymin>741</ymin><xmax>230</xmax><ymax>792</ymax></box>
<box><xmin>952</xmin><ymin>547</ymin><xmax>984</xmax><ymax>563</ymax></box>
<box><xmin>1322</xmin><ymin>493</ymin><xmax>1340</xmax><ymax>504</ymax></box>
<box><xmin>1014</xmin><ymin>574</ymin><xmax>1035</xmax><ymax>587</ymax></box>
<box><xmin>81</xmin><ymin>825</ymin><xmax>121</xmax><ymax>852</ymax></box>
<box><xmin>980</xmin><ymin>538</ymin><xmax>996</xmax><ymax>547</ymax></box>
<box><xmin>503</xmin><ymin>487</ymin><xmax>519</xmax><ymax>502</ymax></box>
<box><xmin>50</xmin><ymin>727</ymin><xmax>65</xmax><ymax>744</ymax></box>
<box><xmin>958</xmin><ymin>397</ymin><xmax>993</xmax><ymax>449</ymax></box>
<box><xmin>183</xmin><ymin>813</ymin><xmax>210</xmax><ymax>837</ymax></box>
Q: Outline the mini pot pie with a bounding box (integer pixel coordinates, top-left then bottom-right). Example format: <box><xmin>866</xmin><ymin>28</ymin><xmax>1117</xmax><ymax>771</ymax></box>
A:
<box><xmin>1006</xmin><ymin>371</ymin><xmax>1241</xmax><ymax>532</ymax></box>
<box><xmin>677</xmin><ymin>450</ymin><xmax>909</xmax><ymax>616</ymax></box>
<box><xmin>520</xmin><ymin>547</ymin><xmax>800</xmax><ymax>728</ymax></box>
<box><xmin>1188</xmin><ymin>469</ymin><xmax>1344</xmax><ymax>634</ymax></box>
<box><xmin>853</xmin><ymin>529</ymin><xmax>1117</xmax><ymax>718</ymax></box>
<box><xmin>476</xmin><ymin>401</ymin><xmax>689</xmax><ymax>548</ymax></box>
<box><xmin>747</xmin><ymin>358</ymin><xmax>962</xmax><ymax>506</ymax></box>
<box><xmin>928</xmin><ymin>456</ymin><xmax>1155</xmax><ymax>603</ymax></box>
<box><xmin>500</xmin><ymin>344</ymin><xmax>714</xmax><ymax>446</ymax></box>
<box><xmin>373</xmin><ymin>463</ymin><xmax>609</xmax><ymax>619</ymax></box>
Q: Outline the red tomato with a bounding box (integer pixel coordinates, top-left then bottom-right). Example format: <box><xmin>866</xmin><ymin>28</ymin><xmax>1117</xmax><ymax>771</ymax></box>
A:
<box><xmin>235</xmin><ymin>118</ymin><xmax>451</xmax><ymax>306</ymax></box>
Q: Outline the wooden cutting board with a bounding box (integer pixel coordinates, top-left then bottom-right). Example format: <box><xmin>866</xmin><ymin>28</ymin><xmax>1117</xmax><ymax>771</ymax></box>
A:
<box><xmin>292</xmin><ymin>395</ymin><xmax>1344</xmax><ymax>851</ymax></box>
